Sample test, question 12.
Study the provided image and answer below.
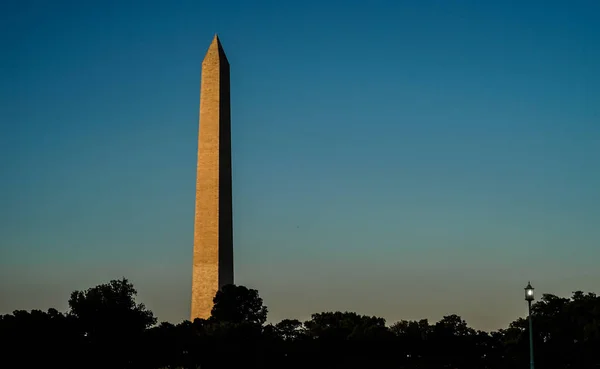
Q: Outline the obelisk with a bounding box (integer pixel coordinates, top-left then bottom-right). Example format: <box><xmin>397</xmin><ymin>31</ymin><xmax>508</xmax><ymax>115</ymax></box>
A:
<box><xmin>191</xmin><ymin>35</ymin><xmax>233</xmax><ymax>320</ymax></box>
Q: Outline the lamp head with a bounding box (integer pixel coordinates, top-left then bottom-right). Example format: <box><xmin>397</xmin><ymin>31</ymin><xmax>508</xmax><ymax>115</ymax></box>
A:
<box><xmin>525</xmin><ymin>282</ymin><xmax>535</xmax><ymax>302</ymax></box>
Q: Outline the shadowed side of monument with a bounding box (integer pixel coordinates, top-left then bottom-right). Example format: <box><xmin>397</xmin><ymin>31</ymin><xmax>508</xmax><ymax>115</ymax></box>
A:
<box><xmin>191</xmin><ymin>35</ymin><xmax>233</xmax><ymax>321</ymax></box>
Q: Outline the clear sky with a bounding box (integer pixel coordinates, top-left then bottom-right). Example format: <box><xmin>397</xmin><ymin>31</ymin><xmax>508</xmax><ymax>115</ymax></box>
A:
<box><xmin>1</xmin><ymin>0</ymin><xmax>599</xmax><ymax>331</ymax></box>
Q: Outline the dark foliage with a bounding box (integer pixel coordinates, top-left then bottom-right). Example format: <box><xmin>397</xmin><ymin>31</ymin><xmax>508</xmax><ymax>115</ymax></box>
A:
<box><xmin>1</xmin><ymin>278</ymin><xmax>599</xmax><ymax>369</ymax></box>
<box><xmin>210</xmin><ymin>284</ymin><xmax>267</xmax><ymax>326</ymax></box>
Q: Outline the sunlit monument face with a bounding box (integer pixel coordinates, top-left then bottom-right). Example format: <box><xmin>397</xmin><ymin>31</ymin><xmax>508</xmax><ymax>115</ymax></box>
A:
<box><xmin>191</xmin><ymin>35</ymin><xmax>234</xmax><ymax>321</ymax></box>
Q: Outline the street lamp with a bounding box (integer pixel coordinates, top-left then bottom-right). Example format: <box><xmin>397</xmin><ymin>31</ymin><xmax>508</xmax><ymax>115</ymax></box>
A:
<box><xmin>525</xmin><ymin>282</ymin><xmax>535</xmax><ymax>369</ymax></box>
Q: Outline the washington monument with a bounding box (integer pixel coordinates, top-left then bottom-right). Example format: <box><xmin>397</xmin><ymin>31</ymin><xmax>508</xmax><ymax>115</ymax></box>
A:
<box><xmin>191</xmin><ymin>35</ymin><xmax>233</xmax><ymax>320</ymax></box>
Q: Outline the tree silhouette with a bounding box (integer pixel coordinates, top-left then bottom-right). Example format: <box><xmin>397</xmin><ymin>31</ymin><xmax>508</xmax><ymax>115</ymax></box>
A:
<box><xmin>0</xmin><ymin>308</ymin><xmax>79</xmax><ymax>368</ymax></box>
<box><xmin>68</xmin><ymin>277</ymin><xmax>156</xmax><ymax>368</ymax></box>
<box><xmin>210</xmin><ymin>284</ymin><xmax>268</xmax><ymax>326</ymax></box>
<box><xmin>2</xmin><ymin>278</ymin><xmax>599</xmax><ymax>369</ymax></box>
<box><xmin>275</xmin><ymin>318</ymin><xmax>306</xmax><ymax>341</ymax></box>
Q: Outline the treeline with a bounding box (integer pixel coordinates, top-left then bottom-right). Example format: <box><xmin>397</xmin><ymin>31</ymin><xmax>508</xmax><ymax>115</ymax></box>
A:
<box><xmin>1</xmin><ymin>278</ymin><xmax>599</xmax><ymax>369</ymax></box>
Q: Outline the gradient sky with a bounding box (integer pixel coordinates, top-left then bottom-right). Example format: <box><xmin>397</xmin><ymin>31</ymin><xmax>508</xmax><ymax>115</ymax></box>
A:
<box><xmin>1</xmin><ymin>0</ymin><xmax>599</xmax><ymax>331</ymax></box>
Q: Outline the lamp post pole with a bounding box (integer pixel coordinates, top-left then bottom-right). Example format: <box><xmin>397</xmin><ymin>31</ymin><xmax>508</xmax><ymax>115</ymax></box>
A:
<box><xmin>525</xmin><ymin>282</ymin><xmax>535</xmax><ymax>369</ymax></box>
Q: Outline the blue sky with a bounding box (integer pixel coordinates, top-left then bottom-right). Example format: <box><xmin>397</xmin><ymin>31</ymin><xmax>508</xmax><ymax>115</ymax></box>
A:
<box><xmin>1</xmin><ymin>0</ymin><xmax>599</xmax><ymax>331</ymax></box>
